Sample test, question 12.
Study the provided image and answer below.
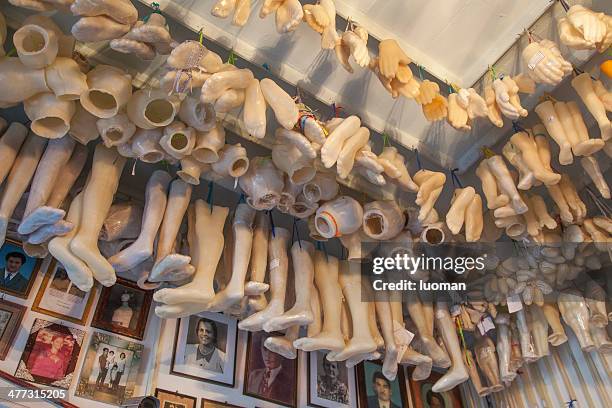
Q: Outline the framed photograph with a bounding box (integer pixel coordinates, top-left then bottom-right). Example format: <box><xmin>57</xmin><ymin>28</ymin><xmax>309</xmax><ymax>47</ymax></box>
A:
<box><xmin>32</xmin><ymin>261</ymin><xmax>97</xmax><ymax>324</ymax></box>
<box><xmin>155</xmin><ymin>388</ymin><xmax>197</xmax><ymax>408</ymax></box>
<box><xmin>0</xmin><ymin>298</ymin><xmax>27</xmax><ymax>360</ymax></box>
<box><xmin>357</xmin><ymin>360</ymin><xmax>408</xmax><ymax>408</ymax></box>
<box><xmin>243</xmin><ymin>331</ymin><xmax>298</xmax><ymax>408</ymax></box>
<box><xmin>91</xmin><ymin>278</ymin><xmax>152</xmax><ymax>340</ymax></box>
<box><xmin>14</xmin><ymin>318</ymin><xmax>85</xmax><ymax>389</ymax></box>
<box><xmin>405</xmin><ymin>368</ymin><xmax>462</xmax><ymax>408</ymax></box>
<box><xmin>171</xmin><ymin>311</ymin><xmax>238</xmax><ymax>387</ymax></box>
<box><xmin>0</xmin><ymin>238</ymin><xmax>42</xmax><ymax>298</ymax></box>
<box><xmin>307</xmin><ymin>350</ymin><xmax>356</xmax><ymax>407</ymax></box>
<box><xmin>75</xmin><ymin>331</ymin><xmax>144</xmax><ymax>406</ymax></box>
<box><xmin>201</xmin><ymin>399</ymin><xmax>243</xmax><ymax>407</ymax></box>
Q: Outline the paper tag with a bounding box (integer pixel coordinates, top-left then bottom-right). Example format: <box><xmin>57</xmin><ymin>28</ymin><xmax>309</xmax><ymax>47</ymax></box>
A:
<box><xmin>450</xmin><ymin>304</ymin><xmax>462</xmax><ymax>317</ymax></box>
<box><xmin>507</xmin><ymin>294</ymin><xmax>523</xmax><ymax>313</ymax></box>
<box><xmin>269</xmin><ymin>258</ymin><xmax>279</xmax><ymax>270</ymax></box>
<box><xmin>482</xmin><ymin>316</ymin><xmax>495</xmax><ymax>333</ymax></box>
<box><xmin>392</xmin><ymin>321</ymin><xmax>414</xmax><ymax>364</ymax></box>
<box><xmin>527</xmin><ymin>51</ymin><xmax>545</xmax><ymax>70</ymax></box>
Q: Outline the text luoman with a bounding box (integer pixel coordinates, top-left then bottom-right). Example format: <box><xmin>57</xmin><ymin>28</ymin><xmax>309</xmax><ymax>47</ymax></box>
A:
<box><xmin>372</xmin><ymin>280</ymin><xmax>466</xmax><ymax>291</ymax></box>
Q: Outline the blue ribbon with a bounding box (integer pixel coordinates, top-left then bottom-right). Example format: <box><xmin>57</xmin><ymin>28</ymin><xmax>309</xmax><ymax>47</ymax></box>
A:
<box><xmin>292</xmin><ymin>218</ymin><xmax>302</xmax><ymax>249</ymax></box>
<box><xmin>450</xmin><ymin>168</ymin><xmax>463</xmax><ymax>188</ymax></box>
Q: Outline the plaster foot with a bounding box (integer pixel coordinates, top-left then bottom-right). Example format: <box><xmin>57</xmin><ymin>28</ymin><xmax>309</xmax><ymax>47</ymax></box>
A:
<box><xmin>432</xmin><ymin>301</ymin><xmax>469</xmax><ymax>392</ymax></box>
<box><xmin>401</xmin><ymin>348</ymin><xmax>433</xmax><ymax>381</ymax></box>
<box><xmin>535</xmin><ymin>101</ymin><xmax>573</xmax><ymax>165</ymax></box>
<box><xmin>238</xmin><ymin>228</ymin><xmax>290</xmax><ymax>332</ymax></box>
<box><xmin>244</xmin><ymin>282</ymin><xmax>269</xmax><ymax>296</ymax></box>
<box><xmin>446</xmin><ymin>187</ymin><xmax>475</xmax><ymax>235</ymax></box>
<box><xmin>405</xmin><ymin>293</ymin><xmax>450</xmax><ymax>368</ymax></box>
<box><xmin>28</xmin><ymin>220</ymin><xmax>73</xmax><ymax>244</ymax></box>
<box><xmin>19</xmin><ymin>207</ymin><xmax>65</xmax><ymax>236</ymax></box>
<box><xmin>375</xmin><ymin>299</ymin><xmax>399</xmax><ymax>381</ymax></box>
<box><xmin>510</xmin><ymin>131</ymin><xmax>560</xmax><ymax>185</ymax></box>
<box><xmin>264</xmin><ymin>240</ymin><xmax>315</xmax><ymax>331</ymax></box>
<box><xmin>264</xmin><ymin>326</ymin><xmax>300</xmax><ymax>359</ymax></box>
<box><xmin>580</xmin><ymin>156</ymin><xmax>610</xmax><ymax>199</ymax></box>
<box><xmin>591</xmin><ymin>325</ymin><xmax>612</xmax><ymax>353</ymax></box>
<box><xmin>110</xmin><ymin>170</ymin><xmax>172</xmax><ymax>272</ymax></box>
<box><xmin>48</xmin><ymin>192</ymin><xmax>94</xmax><ymax>292</ymax></box>
<box><xmin>69</xmin><ymin>145</ymin><xmax>125</xmax><ymax>286</ymax></box>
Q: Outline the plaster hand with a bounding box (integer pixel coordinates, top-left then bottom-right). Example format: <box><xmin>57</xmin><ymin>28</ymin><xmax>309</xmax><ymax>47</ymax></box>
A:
<box><xmin>522</xmin><ymin>40</ymin><xmax>571</xmax><ymax>86</ymax></box>
<box><xmin>534</xmin><ymin>100</ymin><xmax>573</xmax><ymax>165</ymax></box>
<box><xmin>319</xmin><ymin>0</ymin><xmax>339</xmax><ymax>50</ymax></box>
<box><xmin>69</xmin><ymin>145</ymin><xmax>125</xmax><ymax>286</ymax></box>
<box><xmin>243</xmin><ymin>79</ymin><xmax>267</xmax><ymax>139</ymax></box>
<box><xmin>260</xmin><ymin>78</ymin><xmax>299</xmax><ymax>130</ymax></box>
<box><xmin>71</xmin><ymin>16</ymin><xmax>131</xmax><ymax>42</ymax></box>
<box><xmin>558</xmin><ymin>17</ymin><xmax>595</xmax><ymax>50</ymax></box>
<box><xmin>476</xmin><ymin>160</ymin><xmax>508</xmax><ymax>209</ymax></box>
<box><xmin>463</xmin><ymin>88</ymin><xmax>489</xmax><ymax>119</ymax></box>
<box><xmin>447</xmin><ymin>93</ymin><xmax>470</xmax><ymax>131</ymax></box>
<box><xmin>415</xmin><ymin>80</ymin><xmax>439</xmax><ymax>105</ymax></box>
<box><xmin>422</xmin><ymin>94</ymin><xmax>448</xmax><ymax>122</ymax></box>
<box><xmin>148</xmin><ymin>179</ymin><xmax>193</xmax><ymax>283</ymax></box>
<box><xmin>337</xmin><ymin>127</ymin><xmax>370</xmax><ymax>179</ymax></box>
<box><xmin>275</xmin><ymin>0</ymin><xmax>303</xmax><ymax>34</ymax></box>
<box><xmin>571</xmin><ymin>73</ymin><xmax>611</xmax><ymax>141</ymax></box>
<box><xmin>414</xmin><ymin>169</ymin><xmax>445</xmax><ymax>222</ymax></box>
<box><xmin>492</xmin><ymin>78</ymin><xmax>519</xmax><ymax>120</ymax></box>
<box><xmin>211</xmin><ymin>0</ymin><xmax>237</xmax><ymax>18</ymax></box>
<box><xmin>303</xmin><ymin>3</ymin><xmax>329</xmax><ymax>34</ymax></box>
<box><xmin>502</xmin><ymin>76</ymin><xmax>528</xmax><ymax>117</ymax></box>
<box><xmin>378</xmin><ymin>39</ymin><xmax>411</xmax><ymax>79</ymax></box>
<box><xmin>200</xmin><ymin>69</ymin><xmax>254</xmax><ymax>104</ymax></box>
<box><xmin>484</xmin><ymin>85</ymin><xmax>503</xmax><ymax>128</ymax></box>
<box><xmin>337</xmin><ymin>28</ymin><xmax>370</xmax><ymax>73</ymax></box>
<box><xmin>321</xmin><ymin>115</ymin><xmax>361</xmax><ymax>168</ymax></box>
<box><xmin>567</xmin><ymin>5</ymin><xmax>606</xmax><ymax>46</ymax></box>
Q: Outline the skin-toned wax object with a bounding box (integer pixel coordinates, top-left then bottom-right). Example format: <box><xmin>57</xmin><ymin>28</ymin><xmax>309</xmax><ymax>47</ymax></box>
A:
<box><xmin>239</xmin><ymin>157</ymin><xmax>284</xmax><ymax>211</ymax></box>
<box><xmin>48</xmin><ymin>192</ymin><xmax>94</xmax><ymax>292</ymax></box>
<box><xmin>473</xmin><ymin>331</ymin><xmax>503</xmax><ymax>393</ymax></box>
<box><xmin>109</xmin><ymin>170</ymin><xmax>172</xmax><ymax>272</ymax></box>
<box><xmin>212</xmin><ymin>144</ymin><xmax>250</xmax><ymax>178</ymax></box>
<box><xmin>243</xmin><ymin>79</ymin><xmax>267</xmax><ymax>139</ymax></box>
<box><xmin>206</xmin><ymin>204</ymin><xmax>257</xmax><ymax>313</ymax></box>
<box><xmin>293</xmin><ymin>251</ymin><xmax>345</xmax><ymax>352</ymax></box>
<box><xmin>46</xmin><ymin>143</ymin><xmax>88</xmax><ymax>209</ymax></box>
<box><xmin>148</xmin><ymin>179</ymin><xmax>194</xmax><ymax>282</ymax></box>
<box><xmin>178</xmin><ymin>97</ymin><xmax>216</xmax><ymax>133</ymax></box>
<box><xmin>69</xmin><ymin>145</ymin><xmax>126</xmax><ymax>286</ymax></box>
<box><xmin>566</xmin><ymin>101</ymin><xmax>605</xmax><ymax>156</ymax></box>
<box><xmin>321</xmin><ymin>115</ymin><xmax>361</xmax><ymax>169</ymax></box>
<box><xmin>446</xmin><ymin>187</ymin><xmax>476</xmax><ymax>235</ymax></box>
<box><xmin>464</xmin><ymin>349</ymin><xmax>489</xmax><ymax>397</ymax></box>
<box><xmin>244</xmin><ymin>212</ymin><xmax>270</xmax><ymax>310</ymax></box>
<box><xmin>374</xmin><ymin>296</ymin><xmax>400</xmax><ymax>381</ymax></box>
<box><xmin>18</xmin><ymin>136</ymin><xmax>75</xmax><ymax>235</ymax></box>
<box><xmin>0</xmin><ymin>123</ymin><xmax>28</xmax><ymax>185</ymax></box>
<box><xmin>80</xmin><ymin>65</ymin><xmax>132</xmax><ymax>119</ymax></box>
<box><xmin>571</xmin><ymin>73</ymin><xmax>611</xmax><ymax>141</ymax></box>
<box><xmin>484</xmin><ymin>155</ymin><xmax>527</xmax><ymax>214</ymax></box>
<box><xmin>154</xmin><ymin>200</ymin><xmax>230</xmax><ymax>318</ymax></box>
<box><xmin>127</xmin><ymin>89</ymin><xmax>178</xmax><ymax>129</ymax></box>
<box><xmin>192</xmin><ymin>124</ymin><xmax>226</xmax><ymax>163</ymax></box>
<box><xmin>558</xmin><ymin>290</ymin><xmax>595</xmax><ymax>351</ymax></box>
<box><xmin>238</xmin><ymin>227</ymin><xmax>290</xmax><ymax>331</ymax></box>
<box><xmin>528</xmin><ymin>305</ymin><xmax>550</xmax><ymax>358</ymax></box>
<box><xmin>362</xmin><ymin>200</ymin><xmax>405</xmax><ymax>241</ymax></box>
<box><xmin>581</xmin><ymin>156</ymin><xmax>610</xmax><ymax>199</ymax></box>
<box><xmin>13</xmin><ymin>23</ymin><xmax>58</xmax><ymax>69</ymax></box>
<box><xmin>509</xmin><ymin>131</ymin><xmax>561</xmax><ymax>185</ymax></box>
<box><xmin>263</xmin><ymin>240</ymin><xmax>315</xmax><ymax>331</ymax></box>
<box><xmin>315</xmin><ymin>196</ymin><xmax>363</xmax><ymax>239</ymax></box>
<box><xmin>272</xmin><ymin>129</ymin><xmax>316</xmax><ymax>184</ymax></box>
<box><xmin>201</xmin><ymin>69</ymin><xmax>253</xmax><ymax>104</ymax></box>
<box><xmin>0</xmin><ymin>132</ymin><xmax>47</xmax><ymax>247</ymax></box>
<box><xmin>24</xmin><ymin>93</ymin><xmax>75</xmax><ymax>139</ymax></box>
<box><xmin>432</xmin><ymin>301</ymin><xmax>469</xmax><ymax>392</ymax></box>
<box><xmin>414</xmin><ymin>169</ymin><xmax>446</xmax><ymax>222</ymax></box>
<box><xmin>494</xmin><ymin>313</ymin><xmax>515</xmax><ymax>382</ymax></box>
<box><xmin>534</xmin><ymin>100</ymin><xmax>573</xmax><ymax>165</ymax></box>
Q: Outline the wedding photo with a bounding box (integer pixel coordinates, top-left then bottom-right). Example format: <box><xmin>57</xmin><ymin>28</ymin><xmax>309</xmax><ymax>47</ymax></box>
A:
<box><xmin>14</xmin><ymin>319</ymin><xmax>85</xmax><ymax>389</ymax></box>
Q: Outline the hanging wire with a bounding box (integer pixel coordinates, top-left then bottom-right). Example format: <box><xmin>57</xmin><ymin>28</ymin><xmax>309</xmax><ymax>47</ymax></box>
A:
<box><xmin>206</xmin><ymin>181</ymin><xmax>214</xmax><ymax>213</ymax></box>
<box><xmin>585</xmin><ymin>186</ymin><xmax>612</xmax><ymax>217</ymax></box>
<box><xmin>558</xmin><ymin>0</ymin><xmax>570</xmax><ymax>12</ymax></box>
<box><xmin>512</xmin><ymin>121</ymin><xmax>527</xmax><ymax>133</ymax></box>
<box><xmin>382</xmin><ymin>132</ymin><xmax>391</xmax><ymax>147</ymax></box>
<box><xmin>418</xmin><ymin>65</ymin><xmax>424</xmax><ymax>81</ymax></box>
<box><xmin>292</xmin><ymin>218</ymin><xmax>302</xmax><ymax>249</ymax></box>
<box><xmin>413</xmin><ymin>148</ymin><xmax>422</xmax><ymax>170</ymax></box>
<box><xmin>450</xmin><ymin>168</ymin><xmax>463</xmax><ymax>188</ymax></box>
<box><xmin>268</xmin><ymin>209</ymin><xmax>276</xmax><ymax>237</ymax></box>
<box><xmin>198</xmin><ymin>28</ymin><xmax>204</xmax><ymax>44</ymax></box>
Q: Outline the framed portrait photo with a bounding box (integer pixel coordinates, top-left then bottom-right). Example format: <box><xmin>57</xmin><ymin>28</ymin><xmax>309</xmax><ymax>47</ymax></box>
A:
<box><xmin>0</xmin><ymin>298</ymin><xmax>27</xmax><ymax>360</ymax></box>
<box><xmin>405</xmin><ymin>368</ymin><xmax>463</xmax><ymax>408</ymax></box>
<box><xmin>155</xmin><ymin>388</ymin><xmax>197</xmax><ymax>408</ymax></box>
<box><xmin>14</xmin><ymin>318</ymin><xmax>85</xmax><ymax>389</ymax></box>
<box><xmin>91</xmin><ymin>278</ymin><xmax>152</xmax><ymax>340</ymax></box>
<box><xmin>201</xmin><ymin>399</ymin><xmax>243</xmax><ymax>408</ymax></box>
<box><xmin>32</xmin><ymin>261</ymin><xmax>97</xmax><ymax>325</ymax></box>
<box><xmin>171</xmin><ymin>311</ymin><xmax>238</xmax><ymax>387</ymax></box>
<box><xmin>75</xmin><ymin>331</ymin><xmax>144</xmax><ymax>406</ymax></box>
<box><xmin>308</xmin><ymin>350</ymin><xmax>356</xmax><ymax>408</ymax></box>
<box><xmin>357</xmin><ymin>360</ymin><xmax>408</xmax><ymax>408</ymax></box>
<box><xmin>0</xmin><ymin>238</ymin><xmax>42</xmax><ymax>298</ymax></box>
<box><xmin>243</xmin><ymin>331</ymin><xmax>298</xmax><ymax>408</ymax></box>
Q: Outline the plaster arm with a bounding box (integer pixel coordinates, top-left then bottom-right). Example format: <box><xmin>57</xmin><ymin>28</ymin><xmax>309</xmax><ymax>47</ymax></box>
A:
<box><xmin>484</xmin><ymin>85</ymin><xmax>504</xmax><ymax>128</ymax></box>
<box><xmin>0</xmin><ymin>133</ymin><xmax>47</xmax><ymax>247</ymax></box>
<box><xmin>69</xmin><ymin>145</ymin><xmax>125</xmax><ymax>286</ymax></box>
<box><xmin>109</xmin><ymin>170</ymin><xmax>172</xmax><ymax>272</ymax></box>
<box><xmin>148</xmin><ymin>179</ymin><xmax>194</xmax><ymax>282</ymax></box>
<box><xmin>18</xmin><ymin>137</ymin><xmax>76</xmax><ymax>235</ymax></box>
<box><xmin>264</xmin><ymin>240</ymin><xmax>315</xmax><ymax>331</ymax></box>
<box><xmin>238</xmin><ymin>228</ymin><xmax>290</xmax><ymax>331</ymax></box>
<box><xmin>260</xmin><ymin>78</ymin><xmax>299</xmax><ymax>130</ymax></box>
<box><xmin>293</xmin><ymin>252</ymin><xmax>345</xmax><ymax>352</ymax></box>
<box><xmin>580</xmin><ymin>156</ymin><xmax>610</xmax><ymax>199</ymax></box>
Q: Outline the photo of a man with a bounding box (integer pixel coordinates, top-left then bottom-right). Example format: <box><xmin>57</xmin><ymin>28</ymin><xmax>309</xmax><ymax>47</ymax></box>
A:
<box><xmin>316</xmin><ymin>355</ymin><xmax>349</xmax><ymax>404</ymax></box>
<box><xmin>367</xmin><ymin>372</ymin><xmax>400</xmax><ymax>408</ymax></box>
<box><xmin>0</xmin><ymin>252</ymin><xmax>28</xmax><ymax>293</ymax></box>
<box><xmin>184</xmin><ymin>318</ymin><xmax>226</xmax><ymax>373</ymax></box>
<box><xmin>245</xmin><ymin>332</ymin><xmax>296</xmax><ymax>406</ymax></box>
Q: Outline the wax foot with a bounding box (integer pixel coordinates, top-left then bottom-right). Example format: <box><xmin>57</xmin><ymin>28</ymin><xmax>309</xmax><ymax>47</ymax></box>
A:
<box><xmin>109</xmin><ymin>238</ymin><xmax>153</xmax><ymax>272</ymax></box>
<box><xmin>293</xmin><ymin>332</ymin><xmax>345</xmax><ymax>352</ymax></box>
<box><xmin>600</xmin><ymin>122</ymin><xmax>611</xmax><ymax>141</ymax></box>
<box><xmin>264</xmin><ymin>337</ymin><xmax>297</xmax><ymax>359</ymax></box>
<box><xmin>69</xmin><ymin>238</ymin><xmax>116</xmax><ymax>286</ymax></box>
<box><xmin>326</xmin><ymin>337</ymin><xmax>376</xmax><ymax>361</ymax></box>
<box><xmin>382</xmin><ymin>344</ymin><xmax>399</xmax><ymax>381</ymax></box>
<box><xmin>205</xmin><ymin>286</ymin><xmax>244</xmax><ymax>313</ymax></box>
<box><xmin>247</xmin><ymin>294</ymin><xmax>267</xmax><ymax>312</ymax></box>
<box><xmin>155</xmin><ymin>301</ymin><xmax>208</xmax><ymax>319</ymax></box>
<box><xmin>421</xmin><ymin>336</ymin><xmax>451</xmax><ymax>368</ymax></box>
<box><xmin>548</xmin><ymin>332</ymin><xmax>568</xmax><ymax>346</ymax></box>
<box><xmin>244</xmin><ymin>281</ymin><xmax>269</xmax><ymax>295</ymax></box>
<box><xmin>48</xmin><ymin>239</ymin><xmax>94</xmax><ymax>292</ymax></box>
<box><xmin>149</xmin><ymin>254</ymin><xmax>195</xmax><ymax>282</ymax></box>
<box><xmin>432</xmin><ymin>365</ymin><xmax>469</xmax><ymax>392</ymax></box>
<box><xmin>18</xmin><ymin>206</ymin><xmax>65</xmax><ymax>235</ymax></box>
<box><xmin>344</xmin><ymin>351</ymin><xmax>381</xmax><ymax>368</ymax></box>
<box><xmin>0</xmin><ymin>217</ymin><xmax>9</xmax><ymax>247</ymax></box>
<box><xmin>517</xmin><ymin>171</ymin><xmax>535</xmax><ymax>190</ymax></box>
<box><xmin>559</xmin><ymin>145</ymin><xmax>573</xmax><ymax>165</ymax></box>
<box><xmin>573</xmin><ymin>139</ymin><xmax>605</xmax><ymax>156</ymax></box>
<box><xmin>24</xmin><ymin>242</ymin><xmax>48</xmax><ymax>258</ymax></box>
<box><xmin>401</xmin><ymin>347</ymin><xmax>433</xmax><ymax>380</ymax></box>
<box><xmin>263</xmin><ymin>307</ymin><xmax>313</xmax><ymax>332</ymax></box>
<box><xmin>28</xmin><ymin>221</ymin><xmax>74</xmax><ymax>244</ymax></box>
<box><xmin>153</xmin><ymin>284</ymin><xmax>213</xmax><ymax>305</ymax></box>
<box><xmin>238</xmin><ymin>305</ymin><xmax>284</xmax><ymax>332</ymax></box>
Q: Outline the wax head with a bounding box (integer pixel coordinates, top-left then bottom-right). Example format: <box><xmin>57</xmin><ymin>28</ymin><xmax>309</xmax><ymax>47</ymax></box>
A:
<box><xmin>5</xmin><ymin>252</ymin><xmax>25</xmax><ymax>273</ymax></box>
<box><xmin>372</xmin><ymin>372</ymin><xmax>391</xmax><ymax>401</ymax></box>
<box><xmin>261</xmin><ymin>339</ymin><xmax>282</xmax><ymax>369</ymax></box>
<box><xmin>196</xmin><ymin>319</ymin><xmax>217</xmax><ymax>346</ymax></box>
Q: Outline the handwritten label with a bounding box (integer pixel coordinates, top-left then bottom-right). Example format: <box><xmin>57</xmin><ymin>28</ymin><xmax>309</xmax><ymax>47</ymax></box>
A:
<box><xmin>507</xmin><ymin>294</ymin><xmax>523</xmax><ymax>313</ymax></box>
